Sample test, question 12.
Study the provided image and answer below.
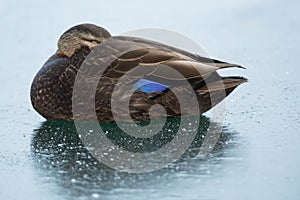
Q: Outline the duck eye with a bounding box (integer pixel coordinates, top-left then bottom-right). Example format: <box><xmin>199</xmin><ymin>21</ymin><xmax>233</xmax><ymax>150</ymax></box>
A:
<box><xmin>84</xmin><ymin>38</ymin><xmax>99</xmax><ymax>43</ymax></box>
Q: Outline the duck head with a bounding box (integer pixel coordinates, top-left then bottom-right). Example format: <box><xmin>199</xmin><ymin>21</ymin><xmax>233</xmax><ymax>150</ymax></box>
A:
<box><xmin>57</xmin><ymin>23</ymin><xmax>111</xmax><ymax>57</ymax></box>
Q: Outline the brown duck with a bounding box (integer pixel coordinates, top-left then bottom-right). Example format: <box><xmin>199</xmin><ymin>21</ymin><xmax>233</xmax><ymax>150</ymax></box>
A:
<box><xmin>30</xmin><ymin>23</ymin><xmax>247</xmax><ymax>122</ymax></box>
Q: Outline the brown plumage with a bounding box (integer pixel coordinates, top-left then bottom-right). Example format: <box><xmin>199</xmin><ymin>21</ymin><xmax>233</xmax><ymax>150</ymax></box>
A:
<box><xmin>30</xmin><ymin>23</ymin><xmax>247</xmax><ymax>122</ymax></box>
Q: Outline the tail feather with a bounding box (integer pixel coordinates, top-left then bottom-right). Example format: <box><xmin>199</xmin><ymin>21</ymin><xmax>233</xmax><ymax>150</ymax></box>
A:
<box><xmin>194</xmin><ymin>76</ymin><xmax>247</xmax><ymax>113</ymax></box>
<box><xmin>197</xmin><ymin>76</ymin><xmax>247</xmax><ymax>94</ymax></box>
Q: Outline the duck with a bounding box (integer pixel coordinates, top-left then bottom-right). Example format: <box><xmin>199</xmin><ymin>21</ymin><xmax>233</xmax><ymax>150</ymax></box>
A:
<box><xmin>30</xmin><ymin>23</ymin><xmax>247</xmax><ymax>122</ymax></box>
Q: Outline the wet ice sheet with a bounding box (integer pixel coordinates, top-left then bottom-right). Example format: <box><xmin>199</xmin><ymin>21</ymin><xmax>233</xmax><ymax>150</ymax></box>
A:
<box><xmin>1</xmin><ymin>0</ymin><xmax>300</xmax><ymax>199</ymax></box>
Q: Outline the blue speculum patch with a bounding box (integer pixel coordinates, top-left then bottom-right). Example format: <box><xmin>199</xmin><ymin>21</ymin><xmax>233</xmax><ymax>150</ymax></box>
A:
<box><xmin>133</xmin><ymin>78</ymin><xmax>170</xmax><ymax>94</ymax></box>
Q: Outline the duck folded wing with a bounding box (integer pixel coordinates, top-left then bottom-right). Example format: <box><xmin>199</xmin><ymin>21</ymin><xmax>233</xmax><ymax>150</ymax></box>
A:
<box><xmin>92</xmin><ymin>36</ymin><xmax>242</xmax><ymax>84</ymax></box>
<box><xmin>87</xmin><ymin>37</ymin><xmax>244</xmax><ymax>96</ymax></box>
<box><xmin>82</xmin><ymin>36</ymin><xmax>246</xmax><ymax>119</ymax></box>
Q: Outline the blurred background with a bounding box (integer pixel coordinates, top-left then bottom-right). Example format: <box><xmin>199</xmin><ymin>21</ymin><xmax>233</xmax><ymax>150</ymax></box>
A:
<box><xmin>0</xmin><ymin>0</ymin><xmax>299</xmax><ymax>199</ymax></box>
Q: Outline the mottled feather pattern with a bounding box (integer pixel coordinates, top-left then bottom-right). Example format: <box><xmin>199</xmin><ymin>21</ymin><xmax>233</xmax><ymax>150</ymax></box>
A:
<box><xmin>30</xmin><ymin>25</ymin><xmax>246</xmax><ymax>122</ymax></box>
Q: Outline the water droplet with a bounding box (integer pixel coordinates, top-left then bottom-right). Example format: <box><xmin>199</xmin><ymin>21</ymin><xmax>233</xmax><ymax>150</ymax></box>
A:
<box><xmin>91</xmin><ymin>193</ymin><xmax>100</xmax><ymax>198</ymax></box>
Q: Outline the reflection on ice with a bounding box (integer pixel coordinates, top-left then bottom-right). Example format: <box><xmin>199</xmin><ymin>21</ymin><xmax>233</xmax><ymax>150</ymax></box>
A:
<box><xmin>31</xmin><ymin>115</ymin><xmax>238</xmax><ymax>199</ymax></box>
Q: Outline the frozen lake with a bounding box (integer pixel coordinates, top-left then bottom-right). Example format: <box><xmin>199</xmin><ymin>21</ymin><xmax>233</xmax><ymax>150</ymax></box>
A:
<box><xmin>1</xmin><ymin>0</ymin><xmax>300</xmax><ymax>199</ymax></box>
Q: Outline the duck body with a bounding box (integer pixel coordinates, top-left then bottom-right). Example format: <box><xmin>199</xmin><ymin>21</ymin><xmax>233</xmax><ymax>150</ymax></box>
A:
<box><xmin>31</xmin><ymin>24</ymin><xmax>246</xmax><ymax>122</ymax></box>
